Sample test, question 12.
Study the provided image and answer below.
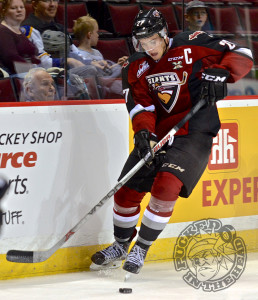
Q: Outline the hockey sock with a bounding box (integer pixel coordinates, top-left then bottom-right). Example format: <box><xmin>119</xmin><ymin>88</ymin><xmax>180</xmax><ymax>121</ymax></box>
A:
<box><xmin>113</xmin><ymin>206</ymin><xmax>140</xmax><ymax>243</ymax></box>
<box><xmin>137</xmin><ymin>204</ymin><xmax>173</xmax><ymax>247</ymax></box>
<box><xmin>137</xmin><ymin>172</ymin><xmax>183</xmax><ymax>248</ymax></box>
<box><xmin>113</xmin><ymin>185</ymin><xmax>145</xmax><ymax>243</ymax></box>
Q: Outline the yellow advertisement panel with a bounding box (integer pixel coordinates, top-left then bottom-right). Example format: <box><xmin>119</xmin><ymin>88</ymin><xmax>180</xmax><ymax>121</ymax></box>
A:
<box><xmin>173</xmin><ymin>105</ymin><xmax>258</xmax><ymax>223</ymax></box>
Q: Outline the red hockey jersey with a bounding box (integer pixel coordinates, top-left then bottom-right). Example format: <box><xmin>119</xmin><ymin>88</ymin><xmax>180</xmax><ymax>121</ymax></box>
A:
<box><xmin>122</xmin><ymin>31</ymin><xmax>253</xmax><ymax>140</ymax></box>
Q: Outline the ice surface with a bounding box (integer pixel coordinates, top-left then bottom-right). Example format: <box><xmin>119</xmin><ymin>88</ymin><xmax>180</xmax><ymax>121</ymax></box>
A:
<box><xmin>0</xmin><ymin>252</ymin><xmax>257</xmax><ymax>300</ymax></box>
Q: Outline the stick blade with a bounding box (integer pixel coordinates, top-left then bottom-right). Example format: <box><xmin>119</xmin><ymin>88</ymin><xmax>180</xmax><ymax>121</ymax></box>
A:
<box><xmin>6</xmin><ymin>250</ymin><xmax>34</xmax><ymax>263</ymax></box>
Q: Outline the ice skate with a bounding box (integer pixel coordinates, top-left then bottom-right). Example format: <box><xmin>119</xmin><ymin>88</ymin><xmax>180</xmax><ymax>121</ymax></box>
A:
<box><xmin>90</xmin><ymin>240</ymin><xmax>130</xmax><ymax>271</ymax></box>
<box><xmin>123</xmin><ymin>243</ymin><xmax>149</xmax><ymax>274</ymax></box>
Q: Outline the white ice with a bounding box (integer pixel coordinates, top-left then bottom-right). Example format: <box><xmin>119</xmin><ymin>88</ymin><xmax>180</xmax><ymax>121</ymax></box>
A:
<box><xmin>0</xmin><ymin>252</ymin><xmax>257</xmax><ymax>300</ymax></box>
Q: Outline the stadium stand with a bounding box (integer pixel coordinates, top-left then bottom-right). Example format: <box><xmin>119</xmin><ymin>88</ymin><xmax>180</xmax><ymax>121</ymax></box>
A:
<box><xmin>0</xmin><ymin>0</ymin><xmax>257</xmax><ymax>101</ymax></box>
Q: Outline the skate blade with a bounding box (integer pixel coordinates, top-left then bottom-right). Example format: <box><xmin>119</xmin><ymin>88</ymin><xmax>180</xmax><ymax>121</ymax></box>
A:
<box><xmin>90</xmin><ymin>260</ymin><xmax>122</xmax><ymax>271</ymax></box>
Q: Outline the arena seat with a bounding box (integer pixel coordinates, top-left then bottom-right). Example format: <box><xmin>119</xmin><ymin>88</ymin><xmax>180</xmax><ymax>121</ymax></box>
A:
<box><xmin>164</xmin><ymin>0</ymin><xmax>221</xmax><ymax>4</ymax></box>
<box><xmin>237</xmin><ymin>7</ymin><xmax>258</xmax><ymax>35</ymax></box>
<box><xmin>173</xmin><ymin>5</ymin><xmax>184</xmax><ymax>30</ymax></box>
<box><xmin>219</xmin><ymin>0</ymin><xmax>252</xmax><ymax>5</ymax></box>
<box><xmin>163</xmin><ymin>0</ymin><xmax>191</xmax><ymax>4</ymax></box>
<box><xmin>56</xmin><ymin>3</ymin><xmax>88</xmax><ymax>33</ymax></box>
<box><xmin>25</xmin><ymin>3</ymin><xmax>33</xmax><ymax>18</ymax></box>
<box><xmin>207</xmin><ymin>6</ymin><xmax>243</xmax><ymax>35</ymax></box>
<box><xmin>106</xmin><ymin>4</ymin><xmax>140</xmax><ymax>36</ymax></box>
<box><xmin>96</xmin><ymin>38</ymin><xmax>131</xmax><ymax>63</ymax></box>
<box><xmin>0</xmin><ymin>78</ymin><xmax>18</xmax><ymax>102</ymax></box>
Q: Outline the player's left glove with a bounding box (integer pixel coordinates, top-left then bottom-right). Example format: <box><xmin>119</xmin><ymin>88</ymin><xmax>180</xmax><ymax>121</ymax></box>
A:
<box><xmin>201</xmin><ymin>68</ymin><xmax>230</xmax><ymax>106</ymax></box>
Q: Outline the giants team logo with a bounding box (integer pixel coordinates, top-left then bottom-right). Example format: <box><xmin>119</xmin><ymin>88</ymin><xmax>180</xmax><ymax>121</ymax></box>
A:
<box><xmin>208</xmin><ymin>122</ymin><xmax>238</xmax><ymax>172</ymax></box>
<box><xmin>146</xmin><ymin>71</ymin><xmax>188</xmax><ymax>113</ymax></box>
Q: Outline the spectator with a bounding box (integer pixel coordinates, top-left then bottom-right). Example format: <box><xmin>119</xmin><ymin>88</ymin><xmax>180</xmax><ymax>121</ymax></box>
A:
<box><xmin>23</xmin><ymin>67</ymin><xmax>56</xmax><ymax>101</ymax></box>
<box><xmin>71</xmin><ymin>15</ymin><xmax>128</xmax><ymax>78</ymax></box>
<box><xmin>22</xmin><ymin>0</ymin><xmax>63</xmax><ymax>34</ymax></box>
<box><xmin>185</xmin><ymin>1</ymin><xmax>209</xmax><ymax>31</ymax></box>
<box><xmin>21</xmin><ymin>0</ymin><xmax>86</xmax><ymax>69</ymax></box>
<box><xmin>22</xmin><ymin>0</ymin><xmax>97</xmax><ymax>76</ymax></box>
<box><xmin>0</xmin><ymin>0</ymin><xmax>40</xmax><ymax>75</ymax></box>
<box><xmin>70</xmin><ymin>15</ymin><xmax>128</xmax><ymax>98</ymax></box>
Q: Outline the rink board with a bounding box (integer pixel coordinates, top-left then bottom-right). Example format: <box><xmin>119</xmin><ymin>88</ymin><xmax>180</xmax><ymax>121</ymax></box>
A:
<box><xmin>0</xmin><ymin>98</ymin><xmax>258</xmax><ymax>279</ymax></box>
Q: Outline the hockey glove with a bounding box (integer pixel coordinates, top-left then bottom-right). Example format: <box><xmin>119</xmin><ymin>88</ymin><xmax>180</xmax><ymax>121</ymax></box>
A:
<box><xmin>201</xmin><ymin>68</ymin><xmax>230</xmax><ymax>106</ymax></box>
<box><xmin>134</xmin><ymin>129</ymin><xmax>166</xmax><ymax>168</ymax></box>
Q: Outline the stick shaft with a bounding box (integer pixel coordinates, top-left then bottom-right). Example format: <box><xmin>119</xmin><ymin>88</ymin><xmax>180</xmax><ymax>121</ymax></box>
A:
<box><xmin>6</xmin><ymin>98</ymin><xmax>206</xmax><ymax>263</ymax></box>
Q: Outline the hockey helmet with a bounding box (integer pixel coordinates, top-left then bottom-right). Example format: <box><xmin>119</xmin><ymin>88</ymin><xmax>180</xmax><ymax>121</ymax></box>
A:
<box><xmin>132</xmin><ymin>8</ymin><xmax>168</xmax><ymax>52</ymax></box>
<box><xmin>42</xmin><ymin>30</ymin><xmax>70</xmax><ymax>56</ymax></box>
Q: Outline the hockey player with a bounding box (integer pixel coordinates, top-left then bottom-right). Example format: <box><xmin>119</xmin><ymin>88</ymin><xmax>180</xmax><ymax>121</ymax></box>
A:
<box><xmin>91</xmin><ymin>9</ymin><xmax>253</xmax><ymax>274</ymax></box>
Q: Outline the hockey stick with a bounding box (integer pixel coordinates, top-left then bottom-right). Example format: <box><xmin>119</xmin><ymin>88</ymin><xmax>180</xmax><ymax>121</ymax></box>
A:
<box><xmin>6</xmin><ymin>98</ymin><xmax>206</xmax><ymax>263</ymax></box>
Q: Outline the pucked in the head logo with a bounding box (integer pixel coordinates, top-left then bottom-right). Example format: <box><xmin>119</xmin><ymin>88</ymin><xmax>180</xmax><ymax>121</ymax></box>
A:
<box><xmin>174</xmin><ymin>218</ymin><xmax>247</xmax><ymax>292</ymax></box>
<box><xmin>146</xmin><ymin>71</ymin><xmax>188</xmax><ymax>113</ymax></box>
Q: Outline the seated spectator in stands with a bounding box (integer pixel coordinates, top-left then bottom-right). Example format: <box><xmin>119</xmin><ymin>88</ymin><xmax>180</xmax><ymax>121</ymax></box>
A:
<box><xmin>70</xmin><ymin>15</ymin><xmax>128</xmax><ymax>78</ymax></box>
<box><xmin>21</xmin><ymin>0</ymin><xmax>85</xmax><ymax>69</ymax></box>
<box><xmin>23</xmin><ymin>67</ymin><xmax>56</xmax><ymax>101</ymax></box>
<box><xmin>0</xmin><ymin>0</ymin><xmax>40</xmax><ymax>75</ymax></box>
<box><xmin>185</xmin><ymin>1</ymin><xmax>209</xmax><ymax>31</ymax></box>
<box><xmin>22</xmin><ymin>0</ymin><xmax>63</xmax><ymax>34</ymax></box>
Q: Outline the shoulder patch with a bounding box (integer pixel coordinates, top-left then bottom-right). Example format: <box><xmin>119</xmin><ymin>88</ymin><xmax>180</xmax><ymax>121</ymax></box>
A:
<box><xmin>137</xmin><ymin>61</ymin><xmax>150</xmax><ymax>78</ymax></box>
<box><xmin>189</xmin><ymin>31</ymin><xmax>205</xmax><ymax>40</ymax></box>
<box><xmin>122</xmin><ymin>61</ymin><xmax>129</xmax><ymax>68</ymax></box>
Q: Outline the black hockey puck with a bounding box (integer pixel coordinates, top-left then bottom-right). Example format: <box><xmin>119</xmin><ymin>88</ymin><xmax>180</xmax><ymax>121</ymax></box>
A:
<box><xmin>119</xmin><ymin>288</ymin><xmax>132</xmax><ymax>294</ymax></box>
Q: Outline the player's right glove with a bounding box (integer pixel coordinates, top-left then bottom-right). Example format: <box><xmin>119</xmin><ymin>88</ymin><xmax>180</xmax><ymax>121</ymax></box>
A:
<box><xmin>201</xmin><ymin>68</ymin><xmax>230</xmax><ymax>106</ymax></box>
<box><xmin>134</xmin><ymin>129</ymin><xmax>166</xmax><ymax>168</ymax></box>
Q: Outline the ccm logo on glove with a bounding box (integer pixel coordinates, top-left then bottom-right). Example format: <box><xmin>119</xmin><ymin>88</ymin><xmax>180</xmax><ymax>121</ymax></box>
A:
<box><xmin>202</xmin><ymin>73</ymin><xmax>228</xmax><ymax>82</ymax></box>
<box><xmin>201</xmin><ymin>68</ymin><xmax>230</xmax><ymax>105</ymax></box>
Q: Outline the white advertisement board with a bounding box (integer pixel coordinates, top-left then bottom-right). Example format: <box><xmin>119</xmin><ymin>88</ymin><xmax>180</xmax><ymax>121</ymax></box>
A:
<box><xmin>0</xmin><ymin>101</ymin><xmax>129</xmax><ymax>253</ymax></box>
